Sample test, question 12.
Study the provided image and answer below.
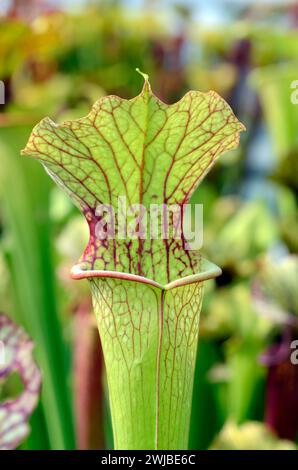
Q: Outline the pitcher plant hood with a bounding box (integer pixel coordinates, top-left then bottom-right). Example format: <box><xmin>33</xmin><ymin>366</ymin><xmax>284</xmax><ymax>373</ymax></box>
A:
<box><xmin>22</xmin><ymin>71</ymin><xmax>245</xmax><ymax>287</ymax></box>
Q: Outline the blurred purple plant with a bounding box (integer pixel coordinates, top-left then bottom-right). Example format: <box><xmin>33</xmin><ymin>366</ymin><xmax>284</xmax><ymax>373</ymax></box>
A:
<box><xmin>252</xmin><ymin>256</ymin><xmax>298</xmax><ymax>440</ymax></box>
<box><xmin>0</xmin><ymin>314</ymin><xmax>41</xmax><ymax>450</ymax></box>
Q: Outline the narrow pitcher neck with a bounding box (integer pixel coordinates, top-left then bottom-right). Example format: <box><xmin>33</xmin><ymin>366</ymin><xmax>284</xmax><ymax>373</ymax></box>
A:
<box><xmin>89</xmin><ymin>276</ymin><xmax>204</xmax><ymax>450</ymax></box>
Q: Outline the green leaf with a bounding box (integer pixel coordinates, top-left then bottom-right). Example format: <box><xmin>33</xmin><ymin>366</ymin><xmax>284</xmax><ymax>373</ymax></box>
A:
<box><xmin>22</xmin><ymin>74</ymin><xmax>245</xmax><ymax>285</ymax></box>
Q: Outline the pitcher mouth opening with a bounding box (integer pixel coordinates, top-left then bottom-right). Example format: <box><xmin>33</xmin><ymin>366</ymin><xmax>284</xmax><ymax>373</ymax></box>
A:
<box><xmin>71</xmin><ymin>258</ymin><xmax>222</xmax><ymax>291</ymax></box>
